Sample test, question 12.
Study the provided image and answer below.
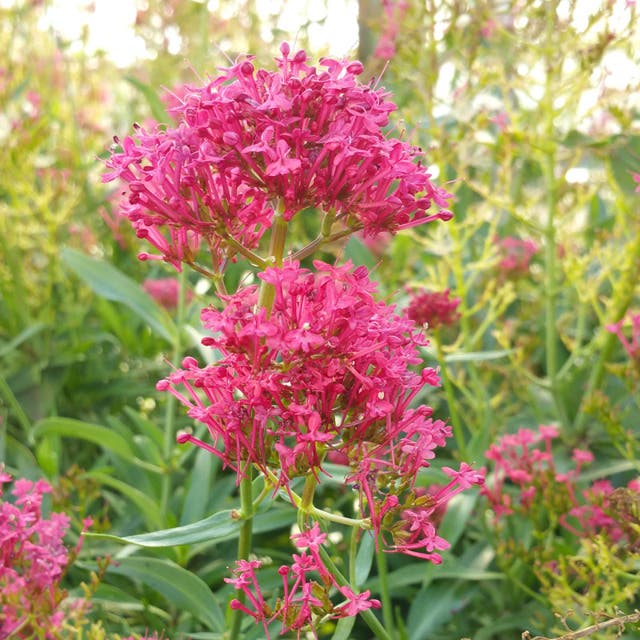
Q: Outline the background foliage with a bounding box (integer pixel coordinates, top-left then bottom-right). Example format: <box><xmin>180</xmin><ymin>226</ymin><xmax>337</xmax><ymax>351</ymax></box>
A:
<box><xmin>1</xmin><ymin>1</ymin><xmax>639</xmax><ymax>638</ymax></box>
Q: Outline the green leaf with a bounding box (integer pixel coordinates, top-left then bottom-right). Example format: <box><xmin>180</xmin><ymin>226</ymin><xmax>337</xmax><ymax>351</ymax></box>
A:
<box><xmin>107</xmin><ymin>556</ymin><xmax>223</xmax><ymax>631</ymax></box>
<box><xmin>437</xmin><ymin>492</ymin><xmax>478</xmax><ymax>548</ymax></box>
<box><xmin>0</xmin><ymin>322</ymin><xmax>47</xmax><ymax>358</ymax></box>
<box><xmin>444</xmin><ymin>349</ymin><xmax>513</xmax><ymax>363</ymax></box>
<box><xmin>86</xmin><ymin>471</ymin><xmax>164</xmax><ymax>530</ymax></box>
<box><xmin>354</xmin><ymin>531</ymin><xmax>375</xmax><ymax>587</ymax></box>
<box><xmin>344</xmin><ymin>235</ymin><xmax>376</xmax><ymax>270</ymax></box>
<box><xmin>89</xmin><ymin>505</ymin><xmax>295</xmax><ymax>547</ymax></box>
<box><xmin>32</xmin><ymin>417</ymin><xmax>135</xmax><ymax>461</ymax></box>
<box><xmin>332</xmin><ymin>615</ymin><xmax>357</xmax><ymax>640</ymax></box>
<box><xmin>125</xmin><ymin>76</ymin><xmax>172</xmax><ymax>124</ymax></box>
<box><xmin>61</xmin><ymin>247</ymin><xmax>176</xmax><ymax>343</ymax></box>
<box><xmin>609</xmin><ymin>134</ymin><xmax>640</xmax><ymax>194</ymax></box>
<box><xmin>180</xmin><ymin>447</ymin><xmax>217</xmax><ymax>525</ymax></box>
<box><xmin>407</xmin><ymin>582</ymin><xmax>463</xmax><ymax>639</ymax></box>
<box><xmin>35</xmin><ymin>434</ymin><xmax>60</xmax><ymax>477</ymax></box>
<box><xmin>579</xmin><ymin>459</ymin><xmax>636</xmax><ymax>483</ymax></box>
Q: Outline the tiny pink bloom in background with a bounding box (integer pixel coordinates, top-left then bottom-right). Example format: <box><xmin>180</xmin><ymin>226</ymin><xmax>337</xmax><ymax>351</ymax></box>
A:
<box><xmin>497</xmin><ymin>235</ymin><xmax>539</xmax><ymax>277</ymax></box>
<box><xmin>489</xmin><ymin>111</ymin><xmax>509</xmax><ymax>131</ymax></box>
<box><xmin>406</xmin><ymin>288</ymin><xmax>461</xmax><ymax>329</ymax></box>
<box><xmin>143</xmin><ymin>277</ymin><xmax>193</xmax><ymax>310</ymax></box>
<box><xmin>373</xmin><ymin>0</ymin><xmax>409</xmax><ymax>60</ymax></box>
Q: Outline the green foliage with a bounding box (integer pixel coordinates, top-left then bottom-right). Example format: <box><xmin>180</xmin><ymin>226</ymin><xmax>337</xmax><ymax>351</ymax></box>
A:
<box><xmin>1</xmin><ymin>1</ymin><xmax>639</xmax><ymax>639</ymax></box>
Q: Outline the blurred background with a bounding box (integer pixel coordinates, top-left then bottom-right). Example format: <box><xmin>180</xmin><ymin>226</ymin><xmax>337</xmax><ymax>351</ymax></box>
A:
<box><xmin>1</xmin><ymin>1</ymin><xmax>639</xmax><ymax>638</ymax></box>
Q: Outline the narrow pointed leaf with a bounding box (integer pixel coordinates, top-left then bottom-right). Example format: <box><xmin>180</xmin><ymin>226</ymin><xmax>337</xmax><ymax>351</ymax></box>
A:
<box><xmin>61</xmin><ymin>247</ymin><xmax>176</xmax><ymax>342</ymax></box>
<box><xmin>107</xmin><ymin>556</ymin><xmax>223</xmax><ymax>631</ymax></box>
<box><xmin>32</xmin><ymin>417</ymin><xmax>135</xmax><ymax>461</ymax></box>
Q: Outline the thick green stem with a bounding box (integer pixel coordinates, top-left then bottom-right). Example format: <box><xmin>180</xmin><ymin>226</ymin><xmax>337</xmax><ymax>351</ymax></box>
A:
<box><xmin>376</xmin><ymin>535</ymin><xmax>395</xmax><ymax>639</ymax></box>
<box><xmin>228</xmin><ymin>472</ymin><xmax>254</xmax><ymax>640</ymax></box>
<box><xmin>229</xmin><ymin>202</ymin><xmax>287</xmax><ymax>639</ymax></box>
<box><xmin>160</xmin><ymin>268</ymin><xmax>187</xmax><ymax>520</ymax></box>
<box><xmin>257</xmin><ymin>207</ymin><xmax>288</xmax><ymax>311</ymax></box>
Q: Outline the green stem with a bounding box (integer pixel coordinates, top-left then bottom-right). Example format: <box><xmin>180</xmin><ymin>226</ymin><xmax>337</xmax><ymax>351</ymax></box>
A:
<box><xmin>228</xmin><ymin>472</ymin><xmax>254</xmax><ymax>640</ymax></box>
<box><xmin>433</xmin><ymin>329</ymin><xmax>467</xmax><ymax>459</ymax></box>
<box><xmin>301</xmin><ymin>473</ymin><xmax>317</xmax><ymax>512</ymax></box>
<box><xmin>160</xmin><ymin>268</ymin><xmax>187</xmax><ymax>520</ymax></box>
<box><xmin>223</xmin><ymin>234</ymin><xmax>270</xmax><ymax>270</ymax></box>
<box><xmin>573</xmin><ymin>229</ymin><xmax>640</xmax><ymax>434</ymax></box>
<box><xmin>0</xmin><ymin>374</ymin><xmax>32</xmax><ymax>436</ymax></box>
<box><xmin>541</xmin><ymin>1</ymin><xmax>570</xmax><ymax>433</ymax></box>
<box><xmin>229</xmin><ymin>201</ymin><xmax>287</xmax><ymax>639</ymax></box>
<box><xmin>376</xmin><ymin>535</ymin><xmax>395</xmax><ymax>639</ymax></box>
<box><xmin>291</xmin><ymin>226</ymin><xmax>357</xmax><ymax>263</ymax></box>
<box><xmin>348</xmin><ymin>527</ymin><xmax>359</xmax><ymax>586</ymax></box>
<box><xmin>317</xmin><ymin>546</ymin><xmax>393</xmax><ymax>640</ymax></box>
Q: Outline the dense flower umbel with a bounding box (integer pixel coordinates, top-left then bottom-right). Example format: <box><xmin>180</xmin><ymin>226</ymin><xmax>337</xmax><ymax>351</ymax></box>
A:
<box><xmin>0</xmin><ymin>471</ymin><xmax>91</xmax><ymax>638</ymax></box>
<box><xmin>225</xmin><ymin>524</ymin><xmax>380</xmax><ymax>639</ymax></box>
<box><xmin>406</xmin><ymin>288</ymin><xmax>461</xmax><ymax>329</ymax></box>
<box><xmin>103</xmin><ymin>43</ymin><xmax>452</xmax><ymax>271</ymax></box>
<box><xmin>496</xmin><ymin>235</ymin><xmax>539</xmax><ymax>277</ymax></box>
<box><xmin>482</xmin><ymin>425</ymin><xmax>639</xmax><ymax>545</ymax></box>
<box><xmin>159</xmin><ymin>261</ymin><xmax>482</xmax><ymax>557</ymax></box>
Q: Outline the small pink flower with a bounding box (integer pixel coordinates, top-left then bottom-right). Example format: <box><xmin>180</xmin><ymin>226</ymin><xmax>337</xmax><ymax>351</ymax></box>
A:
<box><xmin>606</xmin><ymin>311</ymin><xmax>640</xmax><ymax>360</ymax></box>
<box><xmin>335</xmin><ymin>585</ymin><xmax>381</xmax><ymax>616</ymax></box>
<box><xmin>291</xmin><ymin>522</ymin><xmax>327</xmax><ymax>552</ymax></box>
<box><xmin>489</xmin><ymin>111</ymin><xmax>509</xmax><ymax>131</ymax></box>
<box><xmin>406</xmin><ymin>288</ymin><xmax>461</xmax><ymax>329</ymax></box>
<box><xmin>497</xmin><ymin>235</ymin><xmax>539</xmax><ymax>277</ymax></box>
<box><xmin>142</xmin><ymin>277</ymin><xmax>193</xmax><ymax>310</ymax></box>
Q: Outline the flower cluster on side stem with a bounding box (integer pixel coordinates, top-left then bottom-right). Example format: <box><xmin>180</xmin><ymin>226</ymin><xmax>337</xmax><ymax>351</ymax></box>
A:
<box><xmin>482</xmin><ymin>425</ymin><xmax>639</xmax><ymax>545</ymax></box>
<box><xmin>225</xmin><ymin>524</ymin><xmax>380</xmax><ymax>640</ymax></box>
<box><xmin>406</xmin><ymin>288</ymin><xmax>461</xmax><ymax>330</ymax></box>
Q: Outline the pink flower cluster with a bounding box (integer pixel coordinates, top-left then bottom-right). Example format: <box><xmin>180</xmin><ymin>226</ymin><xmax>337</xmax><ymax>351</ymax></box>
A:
<box><xmin>159</xmin><ymin>261</ymin><xmax>483</xmax><ymax>559</ymax></box>
<box><xmin>496</xmin><ymin>235</ymin><xmax>539</xmax><ymax>277</ymax></box>
<box><xmin>482</xmin><ymin>425</ymin><xmax>639</xmax><ymax>543</ymax></box>
<box><xmin>0</xmin><ymin>470</ymin><xmax>91</xmax><ymax>638</ymax></box>
<box><xmin>225</xmin><ymin>523</ymin><xmax>380</xmax><ymax>639</ymax></box>
<box><xmin>373</xmin><ymin>0</ymin><xmax>409</xmax><ymax>60</ymax></box>
<box><xmin>103</xmin><ymin>43</ymin><xmax>451</xmax><ymax>271</ymax></box>
<box><xmin>142</xmin><ymin>277</ymin><xmax>193</xmax><ymax>310</ymax></box>
<box><xmin>406</xmin><ymin>288</ymin><xmax>461</xmax><ymax>330</ymax></box>
<box><xmin>563</xmin><ymin>477</ymin><xmax>640</xmax><ymax>546</ymax></box>
<box><xmin>606</xmin><ymin>311</ymin><xmax>640</xmax><ymax>360</ymax></box>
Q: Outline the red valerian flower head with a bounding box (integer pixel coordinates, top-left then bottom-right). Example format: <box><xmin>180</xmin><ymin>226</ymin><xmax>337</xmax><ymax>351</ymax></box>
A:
<box><xmin>0</xmin><ymin>471</ymin><xmax>92</xmax><ymax>638</ymax></box>
<box><xmin>162</xmin><ymin>262</ymin><xmax>484</xmax><ymax>560</ymax></box>
<box><xmin>103</xmin><ymin>43</ymin><xmax>452</xmax><ymax>271</ymax></box>
<box><xmin>406</xmin><ymin>288</ymin><xmax>461</xmax><ymax>329</ymax></box>
<box><xmin>496</xmin><ymin>235</ymin><xmax>539</xmax><ymax>277</ymax></box>
<box><xmin>159</xmin><ymin>261</ymin><xmax>475</xmax><ymax>541</ymax></box>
